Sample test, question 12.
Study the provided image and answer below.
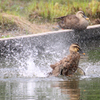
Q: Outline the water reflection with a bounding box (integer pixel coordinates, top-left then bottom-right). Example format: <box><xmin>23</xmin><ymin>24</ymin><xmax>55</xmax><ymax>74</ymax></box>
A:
<box><xmin>0</xmin><ymin>78</ymin><xmax>81</xmax><ymax>100</ymax></box>
<box><xmin>0</xmin><ymin>77</ymin><xmax>100</xmax><ymax>100</ymax></box>
<box><xmin>0</xmin><ymin>79</ymin><xmax>37</xmax><ymax>100</ymax></box>
<box><xmin>52</xmin><ymin>77</ymin><xmax>80</xmax><ymax>100</ymax></box>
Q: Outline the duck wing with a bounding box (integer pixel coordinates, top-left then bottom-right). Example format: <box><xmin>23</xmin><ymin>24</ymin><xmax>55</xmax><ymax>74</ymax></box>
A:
<box><xmin>56</xmin><ymin>15</ymin><xmax>80</xmax><ymax>29</ymax></box>
<box><xmin>50</xmin><ymin>56</ymin><xmax>69</xmax><ymax>69</ymax></box>
<box><xmin>54</xmin><ymin>15</ymin><xmax>68</xmax><ymax>20</ymax></box>
<box><xmin>60</xmin><ymin>53</ymin><xmax>80</xmax><ymax>76</ymax></box>
<box><xmin>75</xmin><ymin>67</ymin><xmax>85</xmax><ymax>75</ymax></box>
<box><xmin>50</xmin><ymin>57</ymin><xmax>70</xmax><ymax>76</ymax></box>
<box><xmin>50</xmin><ymin>60</ymin><xmax>62</xmax><ymax>69</ymax></box>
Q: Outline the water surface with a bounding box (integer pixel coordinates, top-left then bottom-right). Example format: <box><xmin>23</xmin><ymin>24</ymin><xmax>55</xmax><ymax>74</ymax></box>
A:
<box><xmin>0</xmin><ymin>36</ymin><xmax>100</xmax><ymax>100</ymax></box>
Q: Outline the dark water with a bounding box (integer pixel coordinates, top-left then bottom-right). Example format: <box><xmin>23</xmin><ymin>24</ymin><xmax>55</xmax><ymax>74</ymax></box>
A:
<box><xmin>0</xmin><ymin>36</ymin><xmax>100</xmax><ymax>100</ymax></box>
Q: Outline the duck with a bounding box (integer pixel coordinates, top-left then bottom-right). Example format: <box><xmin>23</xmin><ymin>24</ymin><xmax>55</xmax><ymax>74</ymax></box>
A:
<box><xmin>54</xmin><ymin>11</ymin><xmax>89</xmax><ymax>30</ymax></box>
<box><xmin>49</xmin><ymin>44</ymin><xmax>85</xmax><ymax>76</ymax></box>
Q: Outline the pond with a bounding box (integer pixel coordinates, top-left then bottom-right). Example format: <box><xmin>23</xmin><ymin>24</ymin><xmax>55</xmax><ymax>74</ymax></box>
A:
<box><xmin>0</xmin><ymin>36</ymin><xmax>100</xmax><ymax>100</ymax></box>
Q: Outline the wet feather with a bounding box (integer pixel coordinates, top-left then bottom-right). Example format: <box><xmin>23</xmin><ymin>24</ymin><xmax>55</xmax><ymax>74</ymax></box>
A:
<box><xmin>50</xmin><ymin>44</ymin><xmax>84</xmax><ymax>76</ymax></box>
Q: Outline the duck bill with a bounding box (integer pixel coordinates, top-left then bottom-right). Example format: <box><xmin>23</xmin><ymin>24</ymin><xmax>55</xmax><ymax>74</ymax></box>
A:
<box><xmin>83</xmin><ymin>15</ymin><xmax>89</xmax><ymax>20</ymax></box>
<box><xmin>79</xmin><ymin>48</ymin><xmax>85</xmax><ymax>55</ymax></box>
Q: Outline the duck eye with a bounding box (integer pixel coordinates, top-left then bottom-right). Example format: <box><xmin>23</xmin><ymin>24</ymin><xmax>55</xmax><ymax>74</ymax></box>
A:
<box><xmin>77</xmin><ymin>48</ymin><xmax>79</xmax><ymax>51</ymax></box>
<box><xmin>74</xmin><ymin>48</ymin><xmax>79</xmax><ymax>52</ymax></box>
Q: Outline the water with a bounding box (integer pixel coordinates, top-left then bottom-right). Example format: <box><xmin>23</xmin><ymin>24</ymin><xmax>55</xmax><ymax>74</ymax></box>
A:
<box><xmin>0</xmin><ymin>36</ymin><xmax>100</xmax><ymax>100</ymax></box>
<box><xmin>0</xmin><ymin>77</ymin><xmax>100</xmax><ymax>100</ymax></box>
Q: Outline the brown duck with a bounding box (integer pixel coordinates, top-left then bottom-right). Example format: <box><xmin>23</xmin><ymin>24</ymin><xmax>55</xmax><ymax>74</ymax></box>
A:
<box><xmin>55</xmin><ymin>11</ymin><xmax>89</xmax><ymax>30</ymax></box>
<box><xmin>50</xmin><ymin>44</ymin><xmax>85</xmax><ymax>76</ymax></box>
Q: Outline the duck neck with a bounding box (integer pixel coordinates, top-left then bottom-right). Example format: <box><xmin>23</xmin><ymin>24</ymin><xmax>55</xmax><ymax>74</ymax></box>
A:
<box><xmin>70</xmin><ymin>51</ymin><xmax>78</xmax><ymax>54</ymax></box>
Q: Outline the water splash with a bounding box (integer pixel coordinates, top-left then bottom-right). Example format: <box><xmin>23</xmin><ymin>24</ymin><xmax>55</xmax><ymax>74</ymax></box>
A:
<box><xmin>0</xmin><ymin>46</ymin><xmax>67</xmax><ymax>78</ymax></box>
<box><xmin>80</xmin><ymin>61</ymin><xmax>100</xmax><ymax>78</ymax></box>
<box><xmin>0</xmin><ymin>46</ymin><xmax>100</xmax><ymax>78</ymax></box>
<box><xmin>0</xmin><ymin>33</ymin><xmax>100</xmax><ymax>79</ymax></box>
<box><xmin>25</xmin><ymin>56</ymin><xmax>47</xmax><ymax>77</ymax></box>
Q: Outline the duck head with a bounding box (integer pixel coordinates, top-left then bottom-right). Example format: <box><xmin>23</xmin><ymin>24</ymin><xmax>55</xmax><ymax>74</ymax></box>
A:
<box><xmin>69</xmin><ymin>43</ymin><xmax>85</xmax><ymax>55</ymax></box>
<box><xmin>76</xmin><ymin>11</ymin><xmax>89</xmax><ymax>21</ymax></box>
